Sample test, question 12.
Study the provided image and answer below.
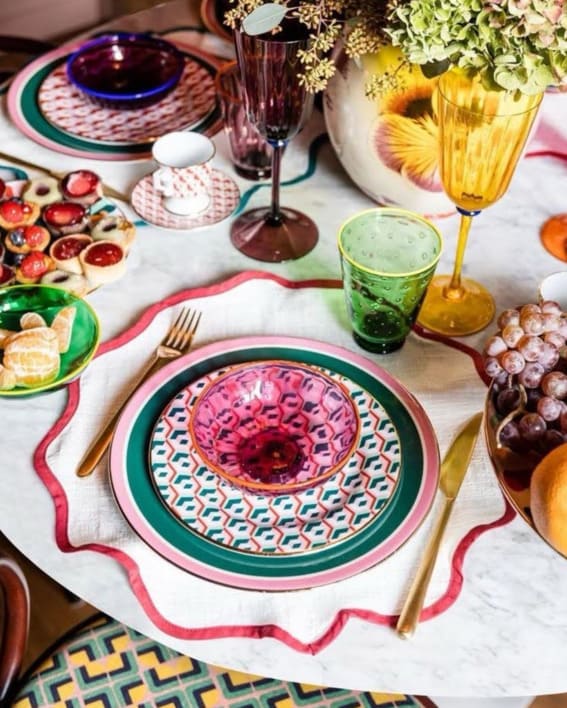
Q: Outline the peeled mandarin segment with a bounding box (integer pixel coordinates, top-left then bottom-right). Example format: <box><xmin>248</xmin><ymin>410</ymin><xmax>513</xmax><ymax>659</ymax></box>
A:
<box><xmin>20</xmin><ymin>312</ymin><xmax>47</xmax><ymax>329</ymax></box>
<box><xmin>0</xmin><ymin>364</ymin><xmax>16</xmax><ymax>390</ymax></box>
<box><xmin>0</xmin><ymin>328</ymin><xmax>17</xmax><ymax>348</ymax></box>
<box><xmin>51</xmin><ymin>305</ymin><xmax>76</xmax><ymax>354</ymax></box>
<box><xmin>3</xmin><ymin>328</ymin><xmax>60</xmax><ymax>387</ymax></box>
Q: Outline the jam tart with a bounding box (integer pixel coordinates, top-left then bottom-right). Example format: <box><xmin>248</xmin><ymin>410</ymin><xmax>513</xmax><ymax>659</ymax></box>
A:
<box><xmin>22</xmin><ymin>177</ymin><xmax>62</xmax><ymax>207</ymax></box>
<box><xmin>79</xmin><ymin>240</ymin><xmax>126</xmax><ymax>286</ymax></box>
<box><xmin>42</xmin><ymin>201</ymin><xmax>88</xmax><ymax>237</ymax></box>
<box><xmin>15</xmin><ymin>252</ymin><xmax>55</xmax><ymax>284</ymax></box>
<box><xmin>5</xmin><ymin>225</ymin><xmax>50</xmax><ymax>255</ymax></box>
<box><xmin>0</xmin><ymin>198</ymin><xmax>40</xmax><ymax>230</ymax></box>
<box><xmin>40</xmin><ymin>270</ymin><xmax>90</xmax><ymax>298</ymax></box>
<box><xmin>61</xmin><ymin>170</ymin><xmax>103</xmax><ymax>207</ymax></box>
<box><xmin>90</xmin><ymin>214</ymin><xmax>136</xmax><ymax>253</ymax></box>
<box><xmin>49</xmin><ymin>234</ymin><xmax>92</xmax><ymax>275</ymax></box>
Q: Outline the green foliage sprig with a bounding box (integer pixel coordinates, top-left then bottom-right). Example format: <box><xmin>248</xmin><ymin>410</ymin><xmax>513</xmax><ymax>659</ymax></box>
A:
<box><xmin>387</xmin><ymin>0</ymin><xmax>567</xmax><ymax>95</ymax></box>
<box><xmin>225</xmin><ymin>0</ymin><xmax>567</xmax><ymax>95</ymax></box>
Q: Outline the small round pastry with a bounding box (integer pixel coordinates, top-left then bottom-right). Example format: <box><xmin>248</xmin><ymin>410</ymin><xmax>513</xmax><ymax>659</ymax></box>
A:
<box><xmin>0</xmin><ymin>263</ymin><xmax>15</xmax><ymax>287</ymax></box>
<box><xmin>15</xmin><ymin>251</ymin><xmax>55</xmax><ymax>284</ymax></box>
<box><xmin>0</xmin><ymin>198</ymin><xmax>40</xmax><ymax>230</ymax></box>
<box><xmin>42</xmin><ymin>201</ymin><xmax>88</xmax><ymax>237</ymax></box>
<box><xmin>49</xmin><ymin>234</ymin><xmax>92</xmax><ymax>275</ymax></box>
<box><xmin>79</xmin><ymin>240</ymin><xmax>126</xmax><ymax>286</ymax></box>
<box><xmin>61</xmin><ymin>170</ymin><xmax>103</xmax><ymax>207</ymax></box>
<box><xmin>22</xmin><ymin>177</ymin><xmax>62</xmax><ymax>207</ymax></box>
<box><xmin>90</xmin><ymin>213</ymin><xmax>136</xmax><ymax>253</ymax></box>
<box><xmin>5</xmin><ymin>225</ymin><xmax>51</xmax><ymax>255</ymax></box>
<box><xmin>41</xmin><ymin>269</ymin><xmax>90</xmax><ymax>298</ymax></box>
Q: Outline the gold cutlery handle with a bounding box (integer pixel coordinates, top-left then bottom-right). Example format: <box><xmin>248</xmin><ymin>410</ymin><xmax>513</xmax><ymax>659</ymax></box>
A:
<box><xmin>396</xmin><ymin>498</ymin><xmax>454</xmax><ymax>639</ymax></box>
<box><xmin>76</xmin><ymin>356</ymin><xmax>162</xmax><ymax>478</ymax></box>
<box><xmin>0</xmin><ymin>150</ymin><xmax>129</xmax><ymax>203</ymax></box>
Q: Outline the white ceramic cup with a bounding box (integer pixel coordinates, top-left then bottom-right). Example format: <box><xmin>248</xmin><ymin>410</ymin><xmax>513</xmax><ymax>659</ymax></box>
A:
<box><xmin>152</xmin><ymin>132</ymin><xmax>215</xmax><ymax>216</ymax></box>
<box><xmin>539</xmin><ymin>271</ymin><xmax>567</xmax><ymax>311</ymax></box>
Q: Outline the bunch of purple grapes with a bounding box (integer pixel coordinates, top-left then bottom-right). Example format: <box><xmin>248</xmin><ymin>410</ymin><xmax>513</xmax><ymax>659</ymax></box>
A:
<box><xmin>484</xmin><ymin>301</ymin><xmax>567</xmax><ymax>454</ymax></box>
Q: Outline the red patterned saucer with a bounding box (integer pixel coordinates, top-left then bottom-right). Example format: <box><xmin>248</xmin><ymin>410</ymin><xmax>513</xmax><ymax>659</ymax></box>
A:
<box><xmin>130</xmin><ymin>169</ymin><xmax>240</xmax><ymax>230</ymax></box>
<box><xmin>38</xmin><ymin>56</ymin><xmax>216</xmax><ymax>146</ymax></box>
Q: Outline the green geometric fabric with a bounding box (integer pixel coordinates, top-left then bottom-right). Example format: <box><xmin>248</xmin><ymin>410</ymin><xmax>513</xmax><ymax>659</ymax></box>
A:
<box><xmin>11</xmin><ymin>615</ymin><xmax>433</xmax><ymax>708</ymax></box>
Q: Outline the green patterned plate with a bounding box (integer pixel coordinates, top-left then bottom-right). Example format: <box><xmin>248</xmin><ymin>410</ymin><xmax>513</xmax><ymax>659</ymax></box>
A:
<box><xmin>150</xmin><ymin>363</ymin><xmax>402</xmax><ymax>556</ymax></box>
<box><xmin>110</xmin><ymin>336</ymin><xmax>439</xmax><ymax>591</ymax></box>
<box><xmin>0</xmin><ymin>284</ymin><xmax>100</xmax><ymax>397</ymax></box>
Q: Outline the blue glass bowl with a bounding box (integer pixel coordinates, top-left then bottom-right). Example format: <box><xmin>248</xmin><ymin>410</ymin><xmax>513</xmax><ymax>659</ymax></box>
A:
<box><xmin>66</xmin><ymin>33</ymin><xmax>185</xmax><ymax>110</ymax></box>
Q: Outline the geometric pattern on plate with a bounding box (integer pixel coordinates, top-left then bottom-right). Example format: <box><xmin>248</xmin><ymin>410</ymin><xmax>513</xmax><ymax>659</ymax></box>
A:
<box><xmin>150</xmin><ymin>366</ymin><xmax>401</xmax><ymax>555</ymax></box>
<box><xmin>38</xmin><ymin>57</ymin><xmax>216</xmax><ymax>145</ymax></box>
<box><xmin>130</xmin><ymin>170</ymin><xmax>240</xmax><ymax>231</ymax></box>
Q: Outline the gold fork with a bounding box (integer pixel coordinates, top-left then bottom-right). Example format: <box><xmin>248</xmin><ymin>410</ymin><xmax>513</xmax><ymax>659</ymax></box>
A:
<box><xmin>0</xmin><ymin>150</ymin><xmax>130</xmax><ymax>203</ymax></box>
<box><xmin>76</xmin><ymin>308</ymin><xmax>202</xmax><ymax>478</ymax></box>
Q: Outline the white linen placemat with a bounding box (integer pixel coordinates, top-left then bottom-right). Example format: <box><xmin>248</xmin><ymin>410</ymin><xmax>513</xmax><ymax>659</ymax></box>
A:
<box><xmin>36</xmin><ymin>272</ymin><xmax>509</xmax><ymax>653</ymax></box>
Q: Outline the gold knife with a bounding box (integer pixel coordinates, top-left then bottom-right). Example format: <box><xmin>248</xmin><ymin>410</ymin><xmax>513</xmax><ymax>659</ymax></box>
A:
<box><xmin>395</xmin><ymin>412</ymin><xmax>483</xmax><ymax>639</ymax></box>
<box><xmin>0</xmin><ymin>150</ymin><xmax>129</xmax><ymax>203</ymax></box>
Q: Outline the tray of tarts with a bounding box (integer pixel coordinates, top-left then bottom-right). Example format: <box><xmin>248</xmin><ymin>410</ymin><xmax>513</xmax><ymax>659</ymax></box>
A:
<box><xmin>0</xmin><ymin>168</ymin><xmax>136</xmax><ymax>296</ymax></box>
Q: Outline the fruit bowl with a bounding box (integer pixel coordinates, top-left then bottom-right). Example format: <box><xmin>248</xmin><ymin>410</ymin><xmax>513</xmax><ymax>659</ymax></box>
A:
<box><xmin>484</xmin><ymin>385</ymin><xmax>567</xmax><ymax>559</ymax></box>
<box><xmin>189</xmin><ymin>361</ymin><xmax>360</xmax><ymax>493</ymax></box>
<box><xmin>0</xmin><ymin>284</ymin><xmax>100</xmax><ymax>397</ymax></box>
<box><xmin>66</xmin><ymin>33</ymin><xmax>185</xmax><ymax>110</ymax></box>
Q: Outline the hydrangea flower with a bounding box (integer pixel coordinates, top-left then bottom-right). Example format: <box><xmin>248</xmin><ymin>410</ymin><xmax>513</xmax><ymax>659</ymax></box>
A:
<box><xmin>387</xmin><ymin>0</ymin><xmax>567</xmax><ymax>95</ymax></box>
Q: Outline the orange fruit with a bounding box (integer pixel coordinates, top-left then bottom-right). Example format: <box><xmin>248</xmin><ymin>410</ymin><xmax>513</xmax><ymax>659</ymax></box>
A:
<box><xmin>3</xmin><ymin>327</ymin><xmax>60</xmax><ymax>387</ymax></box>
<box><xmin>0</xmin><ymin>364</ymin><xmax>16</xmax><ymax>390</ymax></box>
<box><xmin>530</xmin><ymin>442</ymin><xmax>567</xmax><ymax>556</ymax></box>
<box><xmin>51</xmin><ymin>305</ymin><xmax>76</xmax><ymax>353</ymax></box>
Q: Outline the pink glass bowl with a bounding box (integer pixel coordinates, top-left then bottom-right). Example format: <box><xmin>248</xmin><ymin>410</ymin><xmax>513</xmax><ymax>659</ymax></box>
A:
<box><xmin>189</xmin><ymin>361</ymin><xmax>360</xmax><ymax>493</ymax></box>
<box><xmin>66</xmin><ymin>33</ymin><xmax>185</xmax><ymax>110</ymax></box>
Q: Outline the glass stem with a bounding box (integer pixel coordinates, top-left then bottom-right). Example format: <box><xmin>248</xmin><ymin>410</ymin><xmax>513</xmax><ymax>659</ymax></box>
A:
<box><xmin>444</xmin><ymin>210</ymin><xmax>478</xmax><ymax>301</ymax></box>
<box><xmin>268</xmin><ymin>142</ymin><xmax>284</xmax><ymax>225</ymax></box>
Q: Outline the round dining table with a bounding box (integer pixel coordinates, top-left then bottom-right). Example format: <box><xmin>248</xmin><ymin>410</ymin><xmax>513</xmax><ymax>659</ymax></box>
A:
<box><xmin>0</xmin><ymin>2</ymin><xmax>567</xmax><ymax>705</ymax></box>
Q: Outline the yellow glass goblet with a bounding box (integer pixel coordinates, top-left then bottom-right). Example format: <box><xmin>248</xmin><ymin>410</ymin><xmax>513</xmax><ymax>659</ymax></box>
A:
<box><xmin>417</xmin><ymin>70</ymin><xmax>543</xmax><ymax>336</ymax></box>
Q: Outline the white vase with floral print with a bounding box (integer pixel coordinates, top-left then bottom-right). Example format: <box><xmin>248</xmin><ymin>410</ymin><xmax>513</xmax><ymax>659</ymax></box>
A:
<box><xmin>324</xmin><ymin>45</ymin><xmax>454</xmax><ymax>217</ymax></box>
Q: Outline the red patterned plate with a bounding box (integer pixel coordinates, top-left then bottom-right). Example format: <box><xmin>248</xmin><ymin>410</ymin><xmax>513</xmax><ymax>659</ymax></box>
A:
<box><xmin>37</xmin><ymin>56</ymin><xmax>216</xmax><ymax>146</ymax></box>
<box><xmin>130</xmin><ymin>169</ymin><xmax>240</xmax><ymax>230</ymax></box>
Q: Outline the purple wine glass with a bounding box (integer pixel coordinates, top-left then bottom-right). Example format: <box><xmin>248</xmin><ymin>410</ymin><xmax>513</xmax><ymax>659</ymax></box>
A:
<box><xmin>215</xmin><ymin>61</ymin><xmax>272</xmax><ymax>180</ymax></box>
<box><xmin>231</xmin><ymin>20</ymin><xmax>319</xmax><ymax>262</ymax></box>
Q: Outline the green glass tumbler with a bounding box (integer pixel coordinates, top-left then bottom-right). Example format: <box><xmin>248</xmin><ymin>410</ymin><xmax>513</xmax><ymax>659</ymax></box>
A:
<box><xmin>338</xmin><ymin>208</ymin><xmax>443</xmax><ymax>354</ymax></box>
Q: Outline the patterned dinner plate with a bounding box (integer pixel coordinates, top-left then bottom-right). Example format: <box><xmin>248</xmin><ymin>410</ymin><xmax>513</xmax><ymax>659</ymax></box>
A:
<box><xmin>7</xmin><ymin>37</ymin><xmax>222</xmax><ymax>161</ymax></box>
<box><xmin>109</xmin><ymin>336</ymin><xmax>439</xmax><ymax>591</ymax></box>
<box><xmin>130</xmin><ymin>170</ymin><xmax>240</xmax><ymax>230</ymax></box>
<box><xmin>37</xmin><ymin>55</ymin><xmax>217</xmax><ymax>146</ymax></box>
<box><xmin>150</xmin><ymin>363</ymin><xmax>400</xmax><ymax>555</ymax></box>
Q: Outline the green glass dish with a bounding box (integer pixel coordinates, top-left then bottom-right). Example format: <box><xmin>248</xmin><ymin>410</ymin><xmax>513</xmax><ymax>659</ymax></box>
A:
<box><xmin>0</xmin><ymin>284</ymin><xmax>100</xmax><ymax>397</ymax></box>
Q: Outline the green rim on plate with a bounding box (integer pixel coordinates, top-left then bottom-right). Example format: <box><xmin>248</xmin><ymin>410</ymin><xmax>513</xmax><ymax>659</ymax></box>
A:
<box><xmin>0</xmin><ymin>285</ymin><xmax>100</xmax><ymax>397</ymax></box>
<box><xmin>19</xmin><ymin>52</ymin><xmax>221</xmax><ymax>156</ymax></box>
<box><xmin>120</xmin><ymin>346</ymin><xmax>425</xmax><ymax>579</ymax></box>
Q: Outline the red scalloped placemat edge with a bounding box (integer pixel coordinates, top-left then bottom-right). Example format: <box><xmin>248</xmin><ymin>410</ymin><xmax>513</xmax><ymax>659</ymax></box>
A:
<box><xmin>33</xmin><ymin>269</ymin><xmax>515</xmax><ymax>655</ymax></box>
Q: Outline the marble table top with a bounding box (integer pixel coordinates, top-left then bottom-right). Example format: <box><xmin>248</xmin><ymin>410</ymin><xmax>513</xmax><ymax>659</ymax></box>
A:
<box><xmin>1</xmin><ymin>0</ymin><xmax>567</xmax><ymax>699</ymax></box>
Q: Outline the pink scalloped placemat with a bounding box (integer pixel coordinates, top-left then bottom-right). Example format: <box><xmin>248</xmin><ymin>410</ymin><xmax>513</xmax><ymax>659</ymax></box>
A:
<box><xmin>33</xmin><ymin>271</ymin><xmax>514</xmax><ymax>654</ymax></box>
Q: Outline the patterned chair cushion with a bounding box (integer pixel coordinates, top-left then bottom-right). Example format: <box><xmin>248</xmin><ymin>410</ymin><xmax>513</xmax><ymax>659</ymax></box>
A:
<box><xmin>12</xmin><ymin>615</ymin><xmax>434</xmax><ymax>708</ymax></box>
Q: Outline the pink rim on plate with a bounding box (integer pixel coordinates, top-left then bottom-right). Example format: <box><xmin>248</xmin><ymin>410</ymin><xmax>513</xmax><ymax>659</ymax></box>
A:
<box><xmin>7</xmin><ymin>37</ymin><xmax>223</xmax><ymax>161</ymax></box>
<box><xmin>109</xmin><ymin>335</ymin><xmax>440</xmax><ymax>591</ymax></box>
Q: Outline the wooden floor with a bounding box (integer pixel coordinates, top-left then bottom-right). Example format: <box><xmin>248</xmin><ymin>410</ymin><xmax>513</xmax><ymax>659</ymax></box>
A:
<box><xmin>1</xmin><ymin>534</ymin><xmax>566</xmax><ymax>706</ymax></box>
